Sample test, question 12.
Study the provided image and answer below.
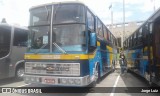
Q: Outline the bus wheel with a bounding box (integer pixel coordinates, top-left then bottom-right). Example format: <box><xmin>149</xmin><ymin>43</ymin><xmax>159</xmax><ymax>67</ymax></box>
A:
<box><xmin>90</xmin><ymin>64</ymin><xmax>100</xmax><ymax>87</ymax></box>
<box><xmin>16</xmin><ymin>67</ymin><xmax>24</xmax><ymax>80</ymax></box>
<box><xmin>95</xmin><ymin>64</ymin><xmax>100</xmax><ymax>83</ymax></box>
<box><xmin>112</xmin><ymin>60</ymin><xmax>115</xmax><ymax>72</ymax></box>
<box><xmin>145</xmin><ymin>72</ymin><xmax>152</xmax><ymax>85</ymax></box>
<box><xmin>145</xmin><ymin>72</ymin><xmax>150</xmax><ymax>81</ymax></box>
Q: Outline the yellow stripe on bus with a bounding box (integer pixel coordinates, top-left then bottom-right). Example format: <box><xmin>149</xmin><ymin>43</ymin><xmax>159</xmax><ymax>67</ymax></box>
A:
<box><xmin>97</xmin><ymin>41</ymin><xmax>100</xmax><ymax>46</ymax></box>
<box><xmin>106</xmin><ymin>46</ymin><xmax>113</xmax><ymax>65</ymax></box>
<box><xmin>25</xmin><ymin>53</ymin><xmax>96</xmax><ymax>60</ymax></box>
<box><xmin>144</xmin><ymin>46</ymin><xmax>153</xmax><ymax>59</ymax></box>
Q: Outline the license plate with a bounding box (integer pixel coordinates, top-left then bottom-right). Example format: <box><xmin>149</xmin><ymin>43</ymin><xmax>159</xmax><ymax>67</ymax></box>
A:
<box><xmin>42</xmin><ymin>78</ymin><xmax>55</xmax><ymax>84</ymax></box>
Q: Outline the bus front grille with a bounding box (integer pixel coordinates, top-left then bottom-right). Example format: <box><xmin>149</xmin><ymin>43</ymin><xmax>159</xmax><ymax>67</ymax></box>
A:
<box><xmin>25</xmin><ymin>62</ymin><xmax>80</xmax><ymax>76</ymax></box>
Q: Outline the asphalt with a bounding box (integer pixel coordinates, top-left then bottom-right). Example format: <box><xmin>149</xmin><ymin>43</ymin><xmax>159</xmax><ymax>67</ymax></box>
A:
<box><xmin>0</xmin><ymin>64</ymin><xmax>159</xmax><ymax>96</ymax></box>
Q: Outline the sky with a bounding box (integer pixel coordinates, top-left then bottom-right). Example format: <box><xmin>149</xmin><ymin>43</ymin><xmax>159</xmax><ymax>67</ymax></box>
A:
<box><xmin>0</xmin><ymin>0</ymin><xmax>160</xmax><ymax>26</ymax></box>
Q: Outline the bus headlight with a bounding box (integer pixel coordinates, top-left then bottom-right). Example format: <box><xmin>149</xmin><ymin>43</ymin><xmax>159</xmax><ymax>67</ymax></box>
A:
<box><xmin>68</xmin><ymin>79</ymin><xmax>74</xmax><ymax>84</ymax></box>
<box><xmin>74</xmin><ymin>79</ymin><xmax>81</xmax><ymax>85</ymax></box>
<box><xmin>60</xmin><ymin>78</ymin><xmax>81</xmax><ymax>85</ymax></box>
<box><xmin>61</xmin><ymin>78</ymin><xmax>68</xmax><ymax>84</ymax></box>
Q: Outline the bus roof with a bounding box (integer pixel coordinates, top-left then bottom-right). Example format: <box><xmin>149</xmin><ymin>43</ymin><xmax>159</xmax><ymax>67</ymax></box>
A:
<box><xmin>30</xmin><ymin>1</ymin><xmax>85</xmax><ymax>10</ymax></box>
<box><xmin>0</xmin><ymin>23</ymin><xmax>28</xmax><ymax>30</ymax></box>
<box><xmin>29</xmin><ymin>1</ymin><xmax>116</xmax><ymax>39</ymax></box>
<box><xmin>125</xmin><ymin>7</ymin><xmax>160</xmax><ymax>41</ymax></box>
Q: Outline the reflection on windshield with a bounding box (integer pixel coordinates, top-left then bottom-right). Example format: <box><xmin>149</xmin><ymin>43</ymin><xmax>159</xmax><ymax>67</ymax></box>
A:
<box><xmin>29</xmin><ymin>26</ymin><xmax>49</xmax><ymax>52</ymax></box>
<box><xmin>0</xmin><ymin>26</ymin><xmax>11</xmax><ymax>58</ymax></box>
<box><xmin>54</xmin><ymin>4</ymin><xmax>85</xmax><ymax>24</ymax></box>
<box><xmin>28</xmin><ymin>4</ymin><xmax>86</xmax><ymax>53</ymax></box>
<box><xmin>30</xmin><ymin>6</ymin><xmax>52</xmax><ymax>26</ymax></box>
<box><xmin>52</xmin><ymin>24</ymin><xmax>86</xmax><ymax>52</ymax></box>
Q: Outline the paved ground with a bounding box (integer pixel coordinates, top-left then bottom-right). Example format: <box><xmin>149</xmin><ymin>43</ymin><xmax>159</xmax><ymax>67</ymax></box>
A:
<box><xmin>0</xmin><ymin>64</ymin><xmax>159</xmax><ymax>96</ymax></box>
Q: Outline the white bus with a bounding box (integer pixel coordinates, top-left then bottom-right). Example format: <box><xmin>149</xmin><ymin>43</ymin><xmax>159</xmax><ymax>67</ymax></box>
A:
<box><xmin>0</xmin><ymin>23</ymin><xmax>28</xmax><ymax>80</ymax></box>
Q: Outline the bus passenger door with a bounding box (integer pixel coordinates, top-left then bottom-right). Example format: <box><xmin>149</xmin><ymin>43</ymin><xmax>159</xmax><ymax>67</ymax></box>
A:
<box><xmin>100</xmin><ymin>42</ymin><xmax>108</xmax><ymax>73</ymax></box>
<box><xmin>0</xmin><ymin>25</ymin><xmax>11</xmax><ymax>79</ymax></box>
<box><xmin>0</xmin><ymin>58</ymin><xmax>10</xmax><ymax>79</ymax></box>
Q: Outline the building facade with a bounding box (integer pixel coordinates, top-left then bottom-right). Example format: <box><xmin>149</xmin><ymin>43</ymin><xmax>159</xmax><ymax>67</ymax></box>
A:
<box><xmin>107</xmin><ymin>21</ymin><xmax>144</xmax><ymax>47</ymax></box>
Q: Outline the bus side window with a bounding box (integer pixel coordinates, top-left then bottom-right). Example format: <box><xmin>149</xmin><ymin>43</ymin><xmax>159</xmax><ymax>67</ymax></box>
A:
<box><xmin>87</xmin><ymin>10</ymin><xmax>95</xmax><ymax>32</ymax></box>
<box><xmin>0</xmin><ymin>26</ymin><xmax>11</xmax><ymax>58</ymax></box>
<box><xmin>110</xmin><ymin>34</ymin><xmax>113</xmax><ymax>43</ymax></box>
<box><xmin>97</xmin><ymin>19</ymin><xmax>103</xmax><ymax>37</ymax></box>
<box><xmin>13</xmin><ymin>28</ymin><xmax>28</xmax><ymax>47</ymax></box>
<box><xmin>108</xmin><ymin>32</ymin><xmax>110</xmax><ymax>41</ymax></box>
<box><xmin>138</xmin><ymin>28</ymin><xmax>142</xmax><ymax>45</ymax></box>
<box><xmin>103</xmin><ymin>25</ymin><xmax>107</xmax><ymax>40</ymax></box>
<box><xmin>149</xmin><ymin>23</ymin><xmax>153</xmax><ymax>33</ymax></box>
<box><xmin>134</xmin><ymin>32</ymin><xmax>137</xmax><ymax>45</ymax></box>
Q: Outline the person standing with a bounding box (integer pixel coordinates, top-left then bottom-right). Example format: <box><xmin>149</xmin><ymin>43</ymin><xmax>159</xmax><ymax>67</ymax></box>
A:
<box><xmin>119</xmin><ymin>52</ymin><xmax>127</xmax><ymax>74</ymax></box>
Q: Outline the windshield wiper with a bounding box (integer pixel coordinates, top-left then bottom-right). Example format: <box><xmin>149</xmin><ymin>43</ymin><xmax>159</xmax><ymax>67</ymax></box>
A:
<box><xmin>34</xmin><ymin>44</ymin><xmax>48</xmax><ymax>54</ymax></box>
<box><xmin>53</xmin><ymin>42</ymin><xmax>67</xmax><ymax>54</ymax></box>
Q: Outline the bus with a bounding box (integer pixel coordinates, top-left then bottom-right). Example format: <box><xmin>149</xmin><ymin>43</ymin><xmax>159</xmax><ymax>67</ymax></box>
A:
<box><xmin>0</xmin><ymin>23</ymin><xmax>28</xmax><ymax>80</ymax></box>
<box><xmin>24</xmin><ymin>1</ymin><xmax>117</xmax><ymax>87</ymax></box>
<box><xmin>123</xmin><ymin>8</ymin><xmax>160</xmax><ymax>86</ymax></box>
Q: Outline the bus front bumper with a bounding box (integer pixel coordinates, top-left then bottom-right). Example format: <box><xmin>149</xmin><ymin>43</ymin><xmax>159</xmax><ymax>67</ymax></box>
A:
<box><xmin>24</xmin><ymin>75</ymin><xmax>91</xmax><ymax>87</ymax></box>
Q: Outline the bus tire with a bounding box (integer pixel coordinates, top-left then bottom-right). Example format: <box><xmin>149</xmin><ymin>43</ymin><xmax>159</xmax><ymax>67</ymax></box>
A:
<box><xmin>96</xmin><ymin>63</ymin><xmax>101</xmax><ymax>84</ymax></box>
<box><xmin>112</xmin><ymin>60</ymin><xmax>115</xmax><ymax>72</ymax></box>
<box><xmin>144</xmin><ymin>72</ymin><xmax>153</xmax><ymax>86</ymax></box>
<box><xmin>149</xmin><ymin>81</ymin><xmax>153</xmax><ymax>86</ymax></box>
<box><xmin>15</xmin><ymin>67</ymin><xmax>24</xmax><ymax>80</ymax></box>
<box><xmin>90</xmin><ymin>64</ymin><xmax>100</xmax><ymax>87</ymax></box>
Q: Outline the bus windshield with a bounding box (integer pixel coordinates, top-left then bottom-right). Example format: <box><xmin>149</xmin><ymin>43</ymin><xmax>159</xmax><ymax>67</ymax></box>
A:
<box><xmin>28</xmin><ymin>4</ymin><xmax>86</xmax><ymax>53</ymax></box>
<box><xmin>29</xmin><ymin>5</ymin><xmax>51</xmax><ymax>26</ymax></box>
<box><xmin>0</xmin><ymin>25</ymin><xmax>11</xmax><ymax>58</ymax></box>
<box><xmin>28</xmin><ymin>5</ymin><xmax>51</xmax><ymax>53</ymax></box>
<box><xmin>28</xmin><ymin>26</ymin><xmax>50</xmax><ymax>53</ymax></box>
<box><xmin>54</xmin><ymin>4</ymin><xmax>85</xmax><ymax>24</ymax></box>
<box><xmin>53</xmin><ymin>24</ymin><xmax>86</xmax><ymax>52</ymax></box>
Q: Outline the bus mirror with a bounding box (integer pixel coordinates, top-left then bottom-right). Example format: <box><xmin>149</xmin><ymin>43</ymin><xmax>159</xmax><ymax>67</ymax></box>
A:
<box><xmin>90</xmin><ymin>33</ymin><xmax>96</xmax><ymax>47</ymax></box>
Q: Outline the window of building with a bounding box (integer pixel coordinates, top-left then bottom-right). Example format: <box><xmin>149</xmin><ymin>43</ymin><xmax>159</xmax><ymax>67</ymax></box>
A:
<box><xmin>117</xmin><ymin>24</ymin><xmax>122</xmax><ymax>27</ymax></box>
<box><xmin>137</xmin><ymin>22</ymin><xmax>142</xmax><ymax>26</ymax></box>
<box><xmin>113</xmin><ymin>25</ymin><xmax>116</xmax><ymax>28</ymax></box>
<box><xmin>125</xmin><ymin>23</ymin><xmax>128</xmax><ymax>26</ymax></box>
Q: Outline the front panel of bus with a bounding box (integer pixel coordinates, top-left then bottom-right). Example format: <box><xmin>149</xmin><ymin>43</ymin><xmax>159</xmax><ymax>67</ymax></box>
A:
<box><xmin>24</xmin><ymin>3</ymin><xmax>92</xmax><ymax>86</ymax></box>
<box><xmin>0</xmin><ymin>25</ymin><xmax>11</xmax><ymax>79</ymax></box>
